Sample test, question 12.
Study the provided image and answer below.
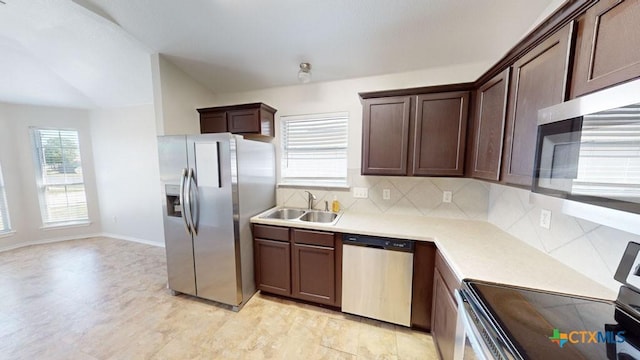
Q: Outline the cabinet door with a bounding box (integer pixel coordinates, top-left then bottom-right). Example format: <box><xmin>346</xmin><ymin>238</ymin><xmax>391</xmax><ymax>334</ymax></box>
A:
<box><xmin>431</xmin><ymin>269</ymin><xmax>458</xmax><ymax>360</ymax></box>
<box><xmin>227</xmin><ymin>108</ymin><xmax>261</xmax><ymax>133</ymax></box>
<box><xmin>292</xmin><ymin>243</ymin><xmax>336</xmax><ymax>306</ymax></box>
<box><xmin>254</xmin><ymin>238</ymin><xmax>291</xmax><ymax>296</ymax></box>
<box><xmin>410</xmin><ymin>242</ymin><xmax>436</xmax><ymax>330</ymax></box>
<box><xmin>200</xmin><ymin>112</ymin><xmax>228</xmax><ymax>133</ymax></box>
<box><xmin>572</xmin><ymin>0</ymin><xmax>640</xmax><ymax>97</ymax></box>
<box><xmin>470</xmin><ymin>69</ymin><xmax>510</xmax><ymax>181</ymax></box>
<box><xmin>411</xmin><ymin>92</ymin><xmax>469</xmax><ymax>176</ymax></box>
<box><xmin>361</xmin><ymin>96</ymin><xmax>411</xmax><ymax>175</ymax></box>
<box><xmin>502</xmin><ymin>24</ymin><xmax>573</xmax><ymax>186</ymax></box>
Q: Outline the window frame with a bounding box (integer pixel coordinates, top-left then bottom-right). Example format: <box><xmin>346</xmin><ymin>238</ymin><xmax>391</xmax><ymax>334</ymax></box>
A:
<box><xmin>31</xmin><ymin>127</ymin><xmax>90</xmax><ymax>227</ymax></box>
<box><xmin>279</xmin><ymin>112</ymin><xmax>349</xmax><ymax>188</ymax></box>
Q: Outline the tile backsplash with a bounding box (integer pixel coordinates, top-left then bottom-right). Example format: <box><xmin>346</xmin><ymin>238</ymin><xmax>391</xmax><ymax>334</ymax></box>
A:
<box><xmin>279</xmin><ymin>169</ymin><xmax>639</xmax><ymax>292</ymax></box>
<box><xmin>488</xmin><ymin>183</ymin><xmax>640</xmax><ymax>292</ymax></box>
<box><xmin>277</xmin><ymin>169</ymin><xmax>489</xmax><ymax>220</ymax></box>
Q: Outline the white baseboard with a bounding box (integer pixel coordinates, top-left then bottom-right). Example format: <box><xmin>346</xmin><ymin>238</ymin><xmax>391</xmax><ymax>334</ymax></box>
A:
<box><xmin>100</xmin><ymin>233</ymin><xmax>165</xmax><ymax>248</ymax></box>
<box><xmin>0</xmin><ymin>233</ymin><xmax>103</xmax><ymax>252</ymax></box>
<box><xmin>0</xmin><ymin>232</ymin><xmax>165</xmax><ymax>253</ymax></box>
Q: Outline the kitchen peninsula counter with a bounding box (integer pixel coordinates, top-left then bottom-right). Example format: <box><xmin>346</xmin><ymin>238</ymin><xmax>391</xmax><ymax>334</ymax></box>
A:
<box><xmin>251</xmin><ymin>209</ymin><xmax>617</xmax><ymax>300</ymax></box>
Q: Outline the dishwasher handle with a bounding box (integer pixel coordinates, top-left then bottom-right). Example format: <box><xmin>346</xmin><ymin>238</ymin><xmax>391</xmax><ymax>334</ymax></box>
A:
<box><xmin>343</xmin><ymin>234</ymin><xmax>414</xmax><ymax>252</ymax></box>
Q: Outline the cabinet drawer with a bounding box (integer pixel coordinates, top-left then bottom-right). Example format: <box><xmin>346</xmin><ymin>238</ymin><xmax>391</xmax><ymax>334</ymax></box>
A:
<box><xmin>292</xmin><ymin>229</ymin><xmax>334</xmax><ymax>247</ymax></box>
<box><xmin>435</xmin><ymin>250</ymin><xmax>460</xmax><ymax>297</ymax></box>
<box><xmin>252</xmin><ymin>225</ymin><xmax>289</xmax><ymax>242</ymax></box>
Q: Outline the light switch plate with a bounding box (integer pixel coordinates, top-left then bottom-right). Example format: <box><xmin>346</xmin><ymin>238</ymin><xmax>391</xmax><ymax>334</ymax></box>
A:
<box><xmin>540</xmin><ymin>209</ymin><xmax>552</xmax><ymax>229</ymax></box>
<box><xmin>353</xmin><ymin>187</ymin><xmax>369</xmax><ymax>199</ymax></box>
<box><xmin>443</xmin><ymin>191</ymin><xmax>452</xmax><ymax>203</ymax></box>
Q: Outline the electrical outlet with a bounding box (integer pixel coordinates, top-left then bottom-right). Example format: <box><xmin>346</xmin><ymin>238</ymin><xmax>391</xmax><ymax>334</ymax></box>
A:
<box><xmin>353</xmin><ymin>187</ymin><xmax>369</xmax><ymax>199</ymax></box>
<box><xmin>540</xmin><ymin>209</ymin><xmax>552</xmax><ymax>229</ymax></box>
<box><xmin>442</xmin><ymin>191</ymin><xmax>452</xmax><ymax>203</ymax></box>
<box><xmin>382</xmin><ymin>189</ymin><xmax>391</xmax><ymax>200</ymax></box>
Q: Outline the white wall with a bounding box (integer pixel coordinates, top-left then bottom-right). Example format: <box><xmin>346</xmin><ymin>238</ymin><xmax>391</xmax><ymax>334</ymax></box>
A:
<box><xmin>0</xmin><ymin>102</ymin><xmax>101</xmax><ymax>250</ymax></box>
<box><xmin>90</xmin><ymin>104</ymin><xmax>164</xmax><ymax>245</ymax></box>
<box><xmin>150</xmin><ymin>53</ymin><xmax>217</xmax><ymax>135</ymax></box>
<box><xmin>212</xmin><ymin>61</ymin><xmax>490</xmax><ymax>172</ymax></box>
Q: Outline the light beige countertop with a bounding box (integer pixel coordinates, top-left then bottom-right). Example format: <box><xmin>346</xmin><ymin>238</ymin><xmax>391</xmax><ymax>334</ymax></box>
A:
<box><xmin>251</xmin><ymin>208</ymin><xmax>617</xmax><ymax>300</ymax></box>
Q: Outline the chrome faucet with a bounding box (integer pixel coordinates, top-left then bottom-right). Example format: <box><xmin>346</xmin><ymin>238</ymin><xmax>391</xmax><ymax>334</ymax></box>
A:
<box><xmin>304</xmin><ymin>191</ymin><xmax>316</xmax><ymax>210</ymax></box>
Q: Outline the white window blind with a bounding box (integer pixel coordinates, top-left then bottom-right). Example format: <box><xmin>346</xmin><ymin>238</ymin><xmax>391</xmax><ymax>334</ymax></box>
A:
<box><xmin>32</xmin><ymin>128</ymin><xmax>89</xmax><ymax>225</ymax></box>
<box><xmin>0</xmin><ymin>164</ymin><xmax>11</xmax><ymax>233</ymax></box>
<box><xmin>280</xmin><ymin>112</ymin><xmax>348</xmax><ymax>187</ymax></box>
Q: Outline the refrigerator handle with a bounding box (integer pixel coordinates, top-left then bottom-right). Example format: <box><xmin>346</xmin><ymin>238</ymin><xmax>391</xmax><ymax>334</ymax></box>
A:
<box><xmin>179</xmin><ymin>168</ymin><xmax>192</xmax><ymax>235</ymax></box>
<box><xmin>187</xmin><ymin>168</ymin><xmax>200</xmax><ymax>235</ymax></box>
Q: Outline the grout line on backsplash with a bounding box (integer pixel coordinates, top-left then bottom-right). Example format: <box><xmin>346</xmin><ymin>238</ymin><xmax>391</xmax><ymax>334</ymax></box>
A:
<box><xmin>586</xmin><ymin>232</ymin><xmax>617</xmax><ymax>275</ymax></box>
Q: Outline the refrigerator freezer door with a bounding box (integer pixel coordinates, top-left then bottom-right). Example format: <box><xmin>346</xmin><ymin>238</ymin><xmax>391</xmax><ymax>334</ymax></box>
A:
<box><xmin>188</xmin><ymin>136</ymin><xmax>240</xmax><ymax>305</ymax></box>
<box><xmin>158</xmin><ymin>135</ymin><xmax>197</xmax><ymax>296</ymax></box>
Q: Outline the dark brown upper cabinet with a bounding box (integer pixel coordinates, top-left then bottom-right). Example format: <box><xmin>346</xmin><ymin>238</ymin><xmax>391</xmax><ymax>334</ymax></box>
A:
<box><xmin>197</xmin><ymin>103</ymin><xmax>277</xmax><ymax>137</ymax></box>
<box><xmin>571</xmin><ymin>0</ymin><xmax>640</xmax><ymax>98</ymax></box>
<box><xmin>411</xmin><ymin>92</ymin><xmax>469</xmax><ymax>176</ymax></box>
<box><xmin>470</xmin><ymin>69</ymin><xmax>510</xmax><ymax>181</ymax></box>
<box><xmin>361</xmin><ymin>89</ymin><xmax>471</xmax><ymax>177</ymax></box>
<box><xmin>361</xmin><ymin>96</ymin><xmax>412</xmax><ymax>175</ymax></box>
<box><xmin>501</xmin><ymin>23</ymin><xmax>574</xmax><ymax>187</ymax></box>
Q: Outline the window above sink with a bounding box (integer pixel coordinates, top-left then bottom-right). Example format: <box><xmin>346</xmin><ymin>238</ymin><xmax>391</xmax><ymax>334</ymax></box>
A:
<box><xmin>279</xmin><ymin>112</ymin><xmax>349</xmax><ymax>188</ymax></box>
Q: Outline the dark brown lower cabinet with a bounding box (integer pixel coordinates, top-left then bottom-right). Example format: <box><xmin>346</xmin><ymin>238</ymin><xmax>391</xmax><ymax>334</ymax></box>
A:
<box><xmin>431</xmin><ymin>251</ymin><xmax>460</xmax><ymax>360</ymax></box>
<box><xmin>253</xmin><ymin>224</ymin><xmax>341</xmax><ymax>307</ymax></box>
<box><xmin>254</xmin><ymin>238</ymin><xmax>291</xmax><ymax>296</ymax></box>
<box><xmin>410</xmin><ymin>242</ymin><xmax>436</xmax><ymax>330</ymax></box>
<box><xmin>292</xmin><ymin>243</ymin><xmax>335</xmax><ymax>305</ymax></box>
<box><xmin>432</xmin><ymin>269</ymin><xmax>458</xmax><ymax>360</ymax></box>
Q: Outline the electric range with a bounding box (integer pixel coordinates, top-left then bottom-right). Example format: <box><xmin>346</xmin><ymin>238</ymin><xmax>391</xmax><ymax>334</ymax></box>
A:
<box><xmin>456</xmin><ymin>242</ymin><xmax>640</xmax><ymax>360</ymax></box>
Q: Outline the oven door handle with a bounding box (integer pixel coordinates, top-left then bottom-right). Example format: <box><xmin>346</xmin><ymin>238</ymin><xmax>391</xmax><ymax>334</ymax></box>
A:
<box><xmin>455</xmin><ymin>289</ymin><xmax>493</xmax><ymax>360</ymax></box>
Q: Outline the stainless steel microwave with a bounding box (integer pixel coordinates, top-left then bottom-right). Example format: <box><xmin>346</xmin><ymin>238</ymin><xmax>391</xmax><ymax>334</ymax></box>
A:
<box><xmin>533</xmin><ymin>79</ymin><xmax>640</xmax><ymax>225</ymax></box>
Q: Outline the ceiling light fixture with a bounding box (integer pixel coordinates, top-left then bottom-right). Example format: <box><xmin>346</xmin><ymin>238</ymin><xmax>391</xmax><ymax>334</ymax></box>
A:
<box><xmin>298</xmin><ymin>62</ymin><xmax>312</xmax><ymax>83</ymax></box>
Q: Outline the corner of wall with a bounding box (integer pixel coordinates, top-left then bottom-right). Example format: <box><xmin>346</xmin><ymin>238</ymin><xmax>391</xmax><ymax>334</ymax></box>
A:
<box><xmin>151</xmin><ymin>53</ymin><xmax>216</xmax><ymax>135</ymax></box>
<box><xmin>150</xmin><ymin>53</ymin><xmax>165</xmax><ymax>136</ymax></box>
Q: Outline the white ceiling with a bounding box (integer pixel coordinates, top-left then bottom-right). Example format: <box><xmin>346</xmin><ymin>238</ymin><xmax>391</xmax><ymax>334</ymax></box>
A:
<box><xmin>0</xmin><ymin>0</ymin><xmax>561</xmax><ymax>109</ymax></box>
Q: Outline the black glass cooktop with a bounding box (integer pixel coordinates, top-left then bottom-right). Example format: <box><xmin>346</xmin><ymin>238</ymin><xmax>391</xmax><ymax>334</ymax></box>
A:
<box><xmin>466</xmin><ymin>280</ymin><xmax>640</xmax><ymax>360</ymax></box>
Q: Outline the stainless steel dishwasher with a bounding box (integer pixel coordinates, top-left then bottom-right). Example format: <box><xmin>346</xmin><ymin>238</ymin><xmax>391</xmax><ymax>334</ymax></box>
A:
<box><xmin>341</xmin><ymin>234</ymin><xmax>414</xmax><ymax>326</ymax></box>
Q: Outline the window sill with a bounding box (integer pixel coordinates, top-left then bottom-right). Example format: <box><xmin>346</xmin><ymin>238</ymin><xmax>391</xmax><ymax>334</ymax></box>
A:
<box><xmin>40</xmin><ymin>221</ymin><xmax>92</xmax><ymax>231</ymax></box>
<box><xmin>0</xmin><ymin>230</ymin><xmax>16</xmax><ymax>239</ymax></box>
<box><xmin>277</xmin><ymin>183</ymin><xmax>350</xmax><ymax>191</ymax></box>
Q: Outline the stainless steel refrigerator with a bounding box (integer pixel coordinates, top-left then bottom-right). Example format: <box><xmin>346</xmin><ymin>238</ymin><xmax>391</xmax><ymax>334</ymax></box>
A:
<box><xmin>157</xmin><ymin>133</ymin><xmax>275</xmax><ymax>310</ymax></box>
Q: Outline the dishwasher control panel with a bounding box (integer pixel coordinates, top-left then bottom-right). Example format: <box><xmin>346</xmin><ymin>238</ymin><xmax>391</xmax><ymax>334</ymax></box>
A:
<box><xmin>343</xmin><ymin>234</ymin><xmax>415</xmax><ymax>252</ymax></box>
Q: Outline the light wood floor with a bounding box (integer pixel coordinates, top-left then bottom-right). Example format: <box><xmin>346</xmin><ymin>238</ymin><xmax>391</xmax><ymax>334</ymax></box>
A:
<box><xmin>0</xmin><ymin>237</ymin><xmax>438</xmax><ymax>359</ymax></box>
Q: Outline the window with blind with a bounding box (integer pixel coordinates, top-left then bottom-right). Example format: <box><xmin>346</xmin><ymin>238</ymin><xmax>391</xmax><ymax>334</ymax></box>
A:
<box><xmin>32</xmin><ymin>128</ymin><xmax>89</xmax><ymax>225</ymax></box>
<box><xmin>280</xmin><ymin>112</ymin><xmax>348</xmax><ymax>187</ymax></box>
<box><xmin>0</xmin><ymin>164</ymin><xmax>11</xmax><ymax>234</ymax></box>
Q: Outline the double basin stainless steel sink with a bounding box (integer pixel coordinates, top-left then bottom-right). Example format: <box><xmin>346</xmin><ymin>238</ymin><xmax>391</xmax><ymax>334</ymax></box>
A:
<box><xmin>260</xmin><ymin>207</ymin><xmax>341</xmax><ymax>225</ymax></box>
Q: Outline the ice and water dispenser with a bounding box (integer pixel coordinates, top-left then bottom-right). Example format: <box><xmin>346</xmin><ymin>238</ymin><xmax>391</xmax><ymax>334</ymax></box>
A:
<box><xmin>165</xmin><ymin>184</ymin><xmax>182</xmax><ymax>218</ymax></box>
